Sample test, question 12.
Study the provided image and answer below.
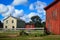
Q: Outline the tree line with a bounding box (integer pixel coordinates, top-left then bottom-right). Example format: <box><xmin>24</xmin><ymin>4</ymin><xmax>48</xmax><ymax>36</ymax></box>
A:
<box><xmin>29</xmin><ymin>16</ymin><xmax>45</xmax><ymax>28</ymax></box>
<box><xmin>0</xmin><ymin>15</ymin><xmax>45</xmax><ymax>28</ymax></box>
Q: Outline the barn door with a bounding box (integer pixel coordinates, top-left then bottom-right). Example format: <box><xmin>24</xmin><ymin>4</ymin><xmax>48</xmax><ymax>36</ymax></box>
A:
<box><xmin>48</xmin><ymin>23</ymin><xmax>51</xmax><ymax>33</ymax></box>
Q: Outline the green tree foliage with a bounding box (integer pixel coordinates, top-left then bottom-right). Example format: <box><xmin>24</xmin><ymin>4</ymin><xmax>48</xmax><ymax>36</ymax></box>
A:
<box><xmin>31</xmin><ymin>16</ymin><xmax>41</xmax><ymax>23</ymax></box>
<box><xmin>0</xmin><ymin>21</ymin><xmax>3</xmax><ymax>28</ymax></box>
<box><xmin>17</xmin><ymin>20</ymin><xmax>25</xmax><ymax>28</ymax></box>
<box><xmin>41</xmin><ymin>22</ymin><xmax>46</xmax><ymax>27</ymax></box>
<box><xmin>31</xmin><ymin>16</ymin><xmax>42</xmax><ymax>28</ymax></box>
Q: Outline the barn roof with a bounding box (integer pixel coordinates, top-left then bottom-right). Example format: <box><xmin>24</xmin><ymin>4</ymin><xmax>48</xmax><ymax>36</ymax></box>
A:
<box><xmin>44</xmin><ymin>0</ymin><xmax>60</xmax><ymax>10</ymax></box>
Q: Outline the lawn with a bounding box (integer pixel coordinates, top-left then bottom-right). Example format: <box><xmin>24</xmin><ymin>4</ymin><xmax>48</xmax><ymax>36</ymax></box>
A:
<box><xmin>0</xmin><ymin>30</ymin><xmax>60</xmax><ymax>40</ymax></box>
<box><xmin>0</xmin><ymin>35</ymin><xmax>60</xmax><ymax>40</ymax></box>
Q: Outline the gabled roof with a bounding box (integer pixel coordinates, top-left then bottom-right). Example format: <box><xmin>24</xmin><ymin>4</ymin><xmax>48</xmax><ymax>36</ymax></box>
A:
<box><xmin>44</xmin><ymin>0</ymin><xmax>60</xmax><ymax>10</ymax></box>
<box><xmin>3</xmin><ymin>16</ymin><xmax>20</xmax><ymax>21</ymax></box>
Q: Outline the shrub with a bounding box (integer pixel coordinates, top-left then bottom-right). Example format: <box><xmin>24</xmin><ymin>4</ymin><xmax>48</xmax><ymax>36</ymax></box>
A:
<box><xmin>19</xmin><ymin>30</ymin><xmax>29</xmax><ymax>36</ymax></box>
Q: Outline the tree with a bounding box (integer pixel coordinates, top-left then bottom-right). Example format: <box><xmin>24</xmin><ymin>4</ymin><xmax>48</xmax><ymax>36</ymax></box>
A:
<box><xmin>0</xmin><ymin>21</ymin><xmax>3</xmax><ymax>28</ymax></box>
<box><xmin>41</xmin><ymin>22</ymin><xmax>46</xmax><ymax>27</ymax></box>
<box><xmin>31</xmin><ymin>16</ymin><xmax>42</xmax><ymax>27</ymax></box>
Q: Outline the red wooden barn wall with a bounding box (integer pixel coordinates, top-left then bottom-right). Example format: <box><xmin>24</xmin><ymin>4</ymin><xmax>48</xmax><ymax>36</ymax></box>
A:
<box><xmin>25</xmin><ymin>24</ymin><xmax>35</xmax><ymax>29</ymax></box>
<box><xmin>46</xmin><ymin>1</ymin><xmax>60</xmax><ymax>34</ymax></box>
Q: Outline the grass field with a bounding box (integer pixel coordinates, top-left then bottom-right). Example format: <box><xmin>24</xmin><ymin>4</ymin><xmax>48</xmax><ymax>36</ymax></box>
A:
<box><xmin>0</xmin><ymin>30</ymin><xmax>60</xmax><ymax>40</ymax></box>
<box><xmin>0</xmin><ymin>35</ymin><xmax>60</xmax><ymax>40</ymax></box>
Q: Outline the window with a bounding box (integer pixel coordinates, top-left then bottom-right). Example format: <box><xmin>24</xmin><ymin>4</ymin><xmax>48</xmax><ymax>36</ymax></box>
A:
<box><xmin>5</xmin><ymin>26</ymin><xmax>7</xmax><ymax>28</ymax></box>
<box><xmin>12</xmin><ymin>20</ymin><xmax>14</xmax><ymax>23</ymax></box>
<box><xmin>52</xmin><ymin>9</ymin><xmax>57</xmax><ymax>20</ymax></box>
<box><xmin>12</xmin><ymin>26</ymin><xmax>14</xmax><ymax>28</ymax></box>
<box><xmin>48</xmin><ymin>23</ymin><xmax>51</xmax><ymax>32</ymax></box>
<box><xmin>6</xmin><ymin>20</ymin><xmax>8</xmax><ymax>24</ymax></box>
<box><xmin>46</xmin><ymin>17</ymin><xmax>50</xmax><ymax>22</ymax></box>
<box><xmin>52</xmin><ymin>12</ymin><xmax>57</xmax><ymax>17</ymax></box>
<box><xmin>12</xmin><ymin>26</ymin><xmax>14</xmax><ymax>30</ymax></box>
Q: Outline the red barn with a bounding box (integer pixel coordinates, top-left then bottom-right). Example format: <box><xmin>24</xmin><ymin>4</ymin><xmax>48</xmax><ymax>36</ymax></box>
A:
<box><xmin>25</xmin><ymin>23</ymin><xmax>35</xmax><ymax>29</ymax></box>
<box><xmin>44</xmin><ymin>0</ymin><xmax>60</xmax><ymax>34</ymax></box>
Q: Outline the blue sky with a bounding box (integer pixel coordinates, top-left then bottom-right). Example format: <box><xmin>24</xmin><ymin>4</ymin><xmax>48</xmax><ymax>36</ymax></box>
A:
<box><xmin>0</xmin><ymin>0</ymin><xmax>54</xmax><ymax>22</ymax></box>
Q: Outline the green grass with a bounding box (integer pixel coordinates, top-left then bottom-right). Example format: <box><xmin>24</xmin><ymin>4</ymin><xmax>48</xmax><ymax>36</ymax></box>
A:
<box><xmin>0</xmin><ymin>30</ymin><xmax>60</xmax><ymax>40</ymax></box>
<box><xmin>0</xmin><ymin>35</ymin><xmax>60</xmax><ymax>40</ymax></box>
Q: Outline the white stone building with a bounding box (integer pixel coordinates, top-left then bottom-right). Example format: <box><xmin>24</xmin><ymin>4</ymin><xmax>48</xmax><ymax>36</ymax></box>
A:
<box><xmin>3</xmin><ymin>16</ymin><xmax>25</xmax><ymax>30</ymax></box>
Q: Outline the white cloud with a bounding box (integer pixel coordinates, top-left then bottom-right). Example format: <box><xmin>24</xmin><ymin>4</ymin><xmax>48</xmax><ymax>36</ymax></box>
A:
<box><xmin>11</xmin><ymin>1</ymin><xmax>46</xmax><ymax>23</ymax></box>
<box><xmin>20</xmin><ymin>15</ymin><xmax>28</xmax><ymax>22</ymax></box>
<box><xmin>29</xmin><ymin>4</ymin><xmax>34</xmax><ymax>10</ymax></box>
<box><xmin>20</xmin><ymin>12</ymin><xmax>38</xmax><ymax>23</ymax></box>
<box><xmin>0</xmin><ymin>4</ymin><xmax>24</xmax><ymax>22</ymax></box>
<box><xmin>0</xmin><ymin>1</ymin><xmax>46</xmax><ymax>23</ymax></box>
<box><xmin>0</xmin><ymin>4</ymin><xmax>8</xmax><ymax>13</ymax></box>
<box><xmin>20</xmin><ymin>16</ymin><xmax>31</xmax><ymax>23</ymax></box>
<box><xmin>43</xmin><ymin>10</ymin><xmax>46</xmax><ymax>15</ymax></box>
<box><xmin>2</xmin><ymin>5</ymin><xmax>15</xmax><ymax>17</ymax></box>
<box><xmin>35</xmin><ymin>1</ymin><xmax>46</xmax><ymax>17</ymax></box>
<box><xmin>29</xmin><ymin>1</ymin><xmax>46</xmax><ymax>22</ymax></box>
<box><xmin>12</xmin><ymin>9</ymin><xmax>24</xmax><ymax>18</ymax></box>
<box><xmin>7</xmin><ymin>5</ymin><xmax>15</xmax><ymax>14</ymax></box>
<box><xmin>28</xmin><ymin>12</ymin><xmax>37</xmax><ymax>18</ymax></box>
<box><xmin>12</xmin><ymin>0</ymin><xmax>28</xmax><ymax>6</ymax></box>
<box><xmin>29</xmin><ymin>1</ymin><xmax>46</xmax><ymax>10</ymax></box>
<box><xmin>35</xmin><ymin>1</ymin><xmax>46</xmax><ymax>10</ymax></box>
<box><xmin>0</xmin><ymin>4</ymin><xmax>15</xmax><ymax>21</ymax></box>
<box><xmin>26</xmin><ymin>12</ymin><xmax>37</xmax><ymax>22</ymax></box>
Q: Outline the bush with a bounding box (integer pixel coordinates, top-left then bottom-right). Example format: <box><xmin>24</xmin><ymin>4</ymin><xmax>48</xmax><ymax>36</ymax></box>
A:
<box><xmin>19</xmin><ymin>30</ymin><xmax>29</xmax><ymax>36</ymax></box>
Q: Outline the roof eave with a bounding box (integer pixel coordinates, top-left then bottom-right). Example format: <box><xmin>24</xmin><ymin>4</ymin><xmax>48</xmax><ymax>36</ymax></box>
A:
<box><xmin>44</xmin><ymin>0</ymin><xmax>60</xmax><ymax>10</ymax></box>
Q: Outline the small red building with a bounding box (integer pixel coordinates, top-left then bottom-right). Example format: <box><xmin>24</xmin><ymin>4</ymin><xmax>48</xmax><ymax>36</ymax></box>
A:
<box><xmin>25</xmin><ymin>23</ymin><xmax>35</xmax><ymax>29</ymax></box>
<box><xmin>44</xmin><ymin>0</ymin><xmax>60</xmax><ymax>34</ymax></box>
